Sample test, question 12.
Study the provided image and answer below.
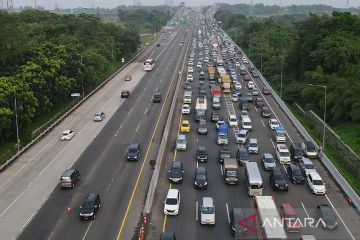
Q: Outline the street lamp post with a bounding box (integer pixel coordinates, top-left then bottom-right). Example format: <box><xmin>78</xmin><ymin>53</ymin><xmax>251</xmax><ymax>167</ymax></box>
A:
<box><xmin>307</xmin><ymin>84</ymin><xmax>327</xmax><ymax>150</ymax></box>
<box><xmin>14</xmin><ymin>86</ymin><xmax>20</xmax><ymax>151</ymax></box>
<box><xmin>80</xmin><ymin>55</ymin><xmax>84</xmax><ymax>99</ymax></box>
<box><xmin>280</xmin><ymin>58</ymin><xmax>283</xmax><ymax>98</ymax></box>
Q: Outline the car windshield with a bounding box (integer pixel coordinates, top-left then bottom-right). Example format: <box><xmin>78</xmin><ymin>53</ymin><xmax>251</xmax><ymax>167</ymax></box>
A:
<box><xmin>250</xmin><ymin>142</ymin><xmax>257</xmax><ymax>147</ymax></box>
<box><xmin>62</xmin><ymin>132</ymin><xmax>68</xmax><ymax>136</ymax></box>
<box><xmin>177</xmin><ymin>139</ymin><xmax>185</xmax><ymax>144</ymax></box>
<box><xmin>201</xmin><ymin>207</ymin><xmax>215</xmax><ymax>214</ymax></box>
<box><xmin>95</xmin><ymin>113</ymin><xmax>101</xmax><ymax>116</ymax></box>
<box><xmin>293</xmin><ymin>168</ymin><xmax>302</xmax><ymax>175</ymax></box>
<box><xmin>196</xmin><ymin>174</ymin><xmax>206</xmax><ymax>181</ymax></box>
<box><xmin>313</xmin><ymin>180</ymin><xmax>324</xmax><ymax>185</ymax></box>
<box><xmin>238</xmin><ymin>133</ymin><xmax>245</xmax><ymax>138</ymax></box>
<box><xmin>305</xmin><ymin>164</ymin><xmax>315</xmax><ymax>169</ymax></box>
<box><xmin>265</xmin><ymin>157</ymin><xmax>274</xmax><ymax>163</ymax></box>
<box><xmin>275</xmin><ymin>173</ymin><xmax>285</xmax><ymax>181</ymax></box>
<box><xmin>166</xmin><ymin>198</ymin><xmax>178</xmax><ymax>205</ymax></box>
<box><xmin>279</xmin><ymin>152</ymin><xmax>289</xmax><ymax>157</ymax></box>
<box><xmin>240</xmin><ymin>152</ymin><xmax>249</xmax><ymax>159</ymax></box>
<box><xmin>227</xmin><ymin>171</ymin><xmax>237</xmax><ymax>177</ymax></box>
<box><xmin>198</xmin><ymin>150</ymin><xmax>206</xmax><ymax>155</ymax></box>
<box><xmin>129</xmin><ymin>148</ymin><xmax>137</xmax><ymax>153</ymax></box>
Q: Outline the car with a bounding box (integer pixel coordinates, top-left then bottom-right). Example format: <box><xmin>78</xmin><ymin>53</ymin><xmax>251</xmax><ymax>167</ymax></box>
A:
<box><xmin>121</xmin><ymin>90</ymin><xmax>130</xmax><ymax>98</ymax></box>
<box><xmin>197</xmin><ymin>62</ymin><xmax>202</xmax><ymax>68</ymax></box>
<box><xmin>242</xmin><ymin>59</ymin><xmax>249</xmax><ymax>64</ymax></box>
<box><xmin>180</xmin><ymin>120</ymin><xmax>190</xmax><ymax>133</ymax></box>
<box><xmin>235</xmin><ymin>62</ymin><xmax>241</xmax><ymax>67</ymax></box>
<box><xmin>299</xmin><ymin>157</ymin><xmax>317</xmax><ymax>176</ymax></box>
<box><xmin>153</xmin><ymin>93</ymin><xmax>161</xmax><ymax>103</ymax></box>
<box><xmin>184</xmin><ymin>84</ymin><xmax>192</xmax><ymax>91</ymax></box>
<box><xmin>247</xmin><ymin>81</ymin><xmax>255</xmax><ymax>90</ymax></box>
<box><xmin>245</xmin><ymin>93</ymin><xmax>253</xmax><ymax>102</ymax></box>
<box><xmin>239</xmin><ymin>97</ymin><xmax>250</xmax><ymax>110</ymax></box>
<box><xmin>236</xmin><ymin>129</ymin><xmax>248</xmax><ymax>144</ymax></box>
<box><xmin>269</xmin><ymin>118</ymin><xmax>280</xmax><ymax>130</ymax></box>
<box><xmin>228</xmin><ymin>115</ymin><xmax>238</xmax><ymax>127</ymax></box>
<box><xmin>79</xmin><ymin>193</ymin><xmax>101</xmax><ymax>220</ymax></box>
<box><xmin>307</xmin><ymin>172</ymin><xmax>326</xmax><ymax>194</ymax></box>
<box><xmin>218</xmin><ymin>147</ymin><xmax>231</xmax><ymax>163</ymax></box>
<box><xmin>239</xmin><ymin>64</ymin><xmax>246</xmax><ymax>71</ymax></box>
<box><xmin>145</xmin><ymin>42</ymin><xmax>149</xmax><ymax>46</ymax></box>
<box><xmin>243</xmin><ymin>74</ymin><xmax>251</xmax><ymax>81</ymax></box>
<box><xmin>169</xmin><ymin>161</ymin><xmax>184</xmax><ymax>183</ymax></box>
<box><xmin>176</xmin><ymin>134</ymin><xmax>187</xmax><ymax>151</ymax></box>
<box><xmin>124</xmin><ymin>75</ymin><xmax>132</xmax><ymax>81</ymax></box>
<box><xmin>196</xmin><ymin>146</ymin><xmax>208</xmax><ymax>162</ymax></box>
<box><xmin>240</xmin><ymin>110</ymin><xmax>249</xmax><ymax>121</ymax></box>
<box><xmin>289</xmin><ymin>143</ymin><xmax>304</xmax><ymax>161</ymax></box>
<box><xmin>93</xmin><ymin>112</ymin><xmax>105</xmax><ymax>121</ymax></box>
<box><xmin>59</xmin><ymin>169</ymin><xmax>80</xmax><ymax>188</ymax></box>
<box><xmin>231</xmin><ymin>94</ymin><xmax>239</xmax><ymax>102</ymax></box>
<box><xmin>211</xmin><ymin>112</ymin><xmax>220</xmax><ymax>122</ymax></box>
<box><xmin>234</xmin><ymin>82</ymin><xmax>242</xmax><ymax>90</ymax></box>
<box><xmin>255</xmin><ymin>97</ymin><xmax>265</xmax><ymax>108</ymax></box>
<box><xmin>188</xmin><ymin>67</ymin><xmax>194</xmax><ymax>73</ymax></box>
<box><xmin>181</xmin><ymin>104</ymin><xmax>190</xmax><ymax>114</ymax></box>
<box><xmin>302</xmin><ymin>140</ymin><xmax>317</xmax><ymax>158</ymax></box>
<box><xmin>157</xmin><ymin>43</ymin><xmax>161</xmax><ymax>47</ymax></box>
<box><xmin>216</xmin><ymin>119</ymin><xmax>225</xmax><ymax>130</ymax></box>
<box><xmin>164</xmin><ymin>189</ymin><xmax>180</xmax><ymax>215</ymax></box>
<box><xmin>194</xmin><ymin>166</ymin><xmax>208</xmax><ymax>189</ymax></box>
<box><xmin>237</xmin><ymin>147</ymin><xmax>250</xmax><ymax>165</ymax></box>
<box><xmin>61</xmin><ymin>130</ymin><xmax>75</xmax><ymax>140</ymax></box>
<box><xmin>281</xmin><ymin>203</ymin><xmax>301</xmax><ymax>232</ymax></box>
<box><xmin>287</xmin><ymin>163</ymin><xmax>304</xmax><ymax>184</ymax></box>
<box><xmin>160</xmin><ymin>232</ymin><xmax>176</xmax><ymax>240</ymax></box>
<box><xmin>127</xmin><ymin>143</ymin><xmax>141</xmax><ymax>161</ymax></box>
<box><xmin>200</xmin><ymin>197</ymin><xmax>216</xmax><ymax>225</ymax></box>
<box><xmin>270</xmin><ymin>167</ymin><xmax>289</xmax><ymax>191</ymax></box>
<box><xmin>229</xmin><ymin>208</ymin><xmax>247</xmax><ymax>235</ymax></box>
<box><xmin>316</xmin><ymin>204</ymin><xmax>338</xmax><ymax>230</ymax></box>
<box><xmin>247</xmin><ymin>138</ymin><xmax>259</xmax><ymax>154</ymax></box>
<box><xmin>262</xmin><ymin>87</ymin><xmax>271</xmax><ymax>95</ymax></box>
<box><xmin>233</xmin><ymin>88</ymin><xmax>241</xmax><ymax>96</ymax></box>
<box><xmin>187</xmin><ymin>74</ymin><xmax>193</xmax><ymax>82</ymax></box>
<box><xmin>188</xmin><ymin>60</ymin><xmax>193</xmax><ymax>66</ymax></box>
<box><xmin>252</xmin><ymin>88</ymin><xmax>259</xmax><ymax>96</ymax></box>
<box><xmin>262</xmin><ymin>153</ymin><xmax>276</xmax><ymax>170</ymax></box>
<box><xmin>275</xmin><ymin>144</ymin><xmax>290</xmax><ymax>164</ymax></box>
<box><xmin>261</xmin><ymin>106</ymin><xmax>271</xmax><ymax>118</ymax></box>
<box><xmin>197</xmin><ymin>119</ymin><xmax>208</xmax><ymax>134</ymax></box>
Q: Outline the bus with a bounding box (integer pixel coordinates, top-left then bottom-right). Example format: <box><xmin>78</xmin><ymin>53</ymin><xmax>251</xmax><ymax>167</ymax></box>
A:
<box><xmin>245</xmin><ymin>162</ymin><xmax>263</xmax><ymax>196</ymax></box>
<box><xmin>144</xmin><ymin>58</ymin><xmax>155</xmax><ymax>71</ymax></box>
<box><xmin>255</xmin><ymin>196</ymin><xmax>287</xmax><ymax>240</ymax></box>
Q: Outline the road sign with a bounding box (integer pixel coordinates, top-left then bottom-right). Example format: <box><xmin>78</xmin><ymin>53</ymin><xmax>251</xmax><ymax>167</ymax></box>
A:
<box><xmin>71</xmin><ymin>93</ymin><xmax>80</xmax><ymax>97</ymax></box>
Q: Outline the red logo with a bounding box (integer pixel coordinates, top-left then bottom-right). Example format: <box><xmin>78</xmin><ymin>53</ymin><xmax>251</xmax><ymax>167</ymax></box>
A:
<box><xmin>237</xmin><ymin>213</ymin><xmax>257</xmax><ymax>233</ymax></box>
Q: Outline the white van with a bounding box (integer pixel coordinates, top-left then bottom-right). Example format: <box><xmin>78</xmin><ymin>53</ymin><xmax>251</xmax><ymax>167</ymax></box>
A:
<box><xmin>242</xmin><ymin>117</ymin><xmax>252</xmax><ymax>131</ymax></box>
<box><xmin>164</xmin><ymin>189</ymin><xmax>181</xmax><ymax>215</ymax></box>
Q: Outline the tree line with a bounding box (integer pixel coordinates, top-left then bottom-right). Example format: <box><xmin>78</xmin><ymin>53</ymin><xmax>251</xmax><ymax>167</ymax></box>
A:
<box><xmin>215</xmin><ymin>10</ymin><xmax>360</xmax><ymax>124</ymax></box>
<box><xmin>0</xmin><ymin>9</ymin><xmax>140</xmax><ymax>142</ymax></box>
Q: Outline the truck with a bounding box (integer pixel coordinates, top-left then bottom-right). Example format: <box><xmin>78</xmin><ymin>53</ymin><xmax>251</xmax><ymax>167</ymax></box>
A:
<box><xmin>217</xmin><ymin>123</ymin><xmax>229</xmax><ymax>145</ymax></box>
<box><xmin>223</xmin><ymin>158</ymin><xmax>238</xmax><ymax>184</ymax></box>
<box><xmin>195</xmin><ymin>97</ymin><xmax>207</xmax><ymax>121</ymax></box>
<box><xmin>221</xmin><ymin>75</ymin><xmax>232</xmax><ymax>93</ymax></box>
<box><xmin>208</xmin><ymin>66</ymin><xmax>215</xmax><ymax>80</ymax></box>
<box><xmin>274</xmin><ymin>126</ymin><xmax>286</xmax><ymax>143</ymax></box>
<box><xmin>183</xmin><ymin>90</ymin><xmax>192</xmax><ymax>104</ymax></box>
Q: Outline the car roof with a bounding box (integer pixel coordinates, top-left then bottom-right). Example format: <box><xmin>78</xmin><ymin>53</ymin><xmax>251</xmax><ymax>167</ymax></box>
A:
<box><xmin>249</xmin><ymin>138</ymin><xmax>257</xmax><ymax>143</ymax></box>
<box><xmin>281</xmin><ymin>203</ymin><xmax>297</xmax><ymax>216</ymax></box>
<box><xmin>239</xmin><ymin>129</ymin><xmax>248</xmax><ymax>134</ymax></box>
<box><xmin>167</xmin><ymin>189</ymin><xmax>179</xmax><ymax>198</ymax></box>
<box><xmin>291</xmin><ymin>143</ymin><xmax>302</xmax><ymax>149</ymax></box>
<box><xmin>202</xmin><ymin>197</ymin><xmax>214</xmax><ymax>207</ymax></box>
<box><xmin>63</xmin><ymin>130</ymin><xmax>73</xmax><ymax>133</ymax></box>
<box><xmin>263</xmin><ymin>153</ymin><xmax>273</xmax><ymax>158</ymax></box>
<box><xmin>129</xmin><ymin>143</ymin><xmax>140</xmax><ymax>149</ymax></box>
<box><xmin>198</xmin><ymin>146</ymin><xmax>206</xmax><ymax>151</ymax></box>
<box><xmin>308</xmin><ymin>171</ymin><xmax>322</xmax><ymax>180</ymax></box>
<box><xmin>178</xmin><ymin>134</ymin><xmax>186</xmax><ymax>140</ymax></box>
<box><xmin>302</xmin><ymin>157</ymin><xmax>314</xmax><ymax>164</ymax></box>
<box><xmin>172</xmin><ymin>161</ymin><xmax>182</xmax><ymax>168</ymax></box>
<box><xmin>85</xmin><ymin>193</ymin><xmax>99</xmax><ymax>202</ymax></box>
<box><xmin>196</xmin><ymin>166</ymin><xmax>206</xmax><ymax>174</ymax></box>
<box><xmin>62</xmin><ymin>169</ymin><xmax>76</xmax><ymax>177</ymax></box>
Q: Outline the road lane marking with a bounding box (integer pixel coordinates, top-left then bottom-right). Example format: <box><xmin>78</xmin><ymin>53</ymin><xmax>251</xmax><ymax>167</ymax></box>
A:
<box><xmin>325</xmin><ymin>194</ymin><xmax>356</xmax><ymax>240</ymax></box>
<box><xmin>301</xmin><ymin>202</ymin><xmax>310</xmax><ymax>218</ymax></box>
<box><xmin>220</xmin><ymin>164</ymin><xmax>224</xmax><ymax>175</ymax></box>
<box><xmin>270</xmin><ymin>139</ymin><xmax>275</xmax><ymax>148</ymax></box>
<box><xmin>225</xmin><ymin>203</ymin><xmax>230</xmax><ymax>223</ymax></box>
<box><xmin>81</xmin><ymin>222</ymin><xmax>93</xmax><ymax>240</ymax></box>
<box><xmin>196</xmin><ymin>201</ymin><xmax>199</xmax><ymax>221</ymax></box>
<box><xmin>135</xmin><ymin>123</ymin><xmax>141</xmax><ymax>132</ymax></box>
<box><xmin>123</xmin><ymin>147</ymin><xmax>128</xmax><ymax>156</ymax></box>
<box><xmin>261</xmin><ymin>120</ymin><xmax>265</xmax><ymax>128</ymax></box>
<box><xmin>144</xmin><ymin>107</ymin><xmax>149</xmax><ymax>115</ymax></box>
<box><xmin>116</xmin><ymin>26</ymin><xmax>190</xmax><ymax>239</ymax></box>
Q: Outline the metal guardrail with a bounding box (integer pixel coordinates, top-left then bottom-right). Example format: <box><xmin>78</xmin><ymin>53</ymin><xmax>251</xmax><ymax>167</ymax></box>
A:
<box><xmin>219</xmin><ymin>28</ymin><xmax>360</xmax><ymax>212</ymax></box>
<box><xmin>0</xmin><ymin>48</ymin><xmax>146</xmax><ymax>173</ymax></box>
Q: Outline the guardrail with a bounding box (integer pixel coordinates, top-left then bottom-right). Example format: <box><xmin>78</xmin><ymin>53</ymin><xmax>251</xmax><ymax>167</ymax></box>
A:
<box><xmin>0</xmin><ymin>48</ymin><xmax>146</xmax><ymax>173</ymax></box>
<box><xmin>219</xmin><ymin>26</ymin><xmax>360</xmax><ymax>212</ymax></box>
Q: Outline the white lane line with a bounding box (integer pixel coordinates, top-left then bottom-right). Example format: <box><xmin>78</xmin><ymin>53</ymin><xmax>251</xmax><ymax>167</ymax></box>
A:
<box><xmin>81</xmin><ymin>222</ymin><xmax>93</xmax><ymax>240</ymax></box>
<box><xmin>195</xmin><ymin>201</ymin><xmax>199</xmax><ymax>221</ymax></box>
<box><xmin>225</xmin><ymin>203</ymin><xmax>231</xmax><ymax>223</ymax></box>
<box><xmin>144</xmin><ymin>107</ymin><xmax>149</xmax><ymax>115</ymax></box>
<box><xmin>254</xmin><ymin>107</ymin><xmax>258</xmax><ymax>112</ymax></box>
<box><xmin>270</xmin><ymin>139</ymin><xmax>275</xmax><ymax>148</ymax></box>
<box><xmin>119</xmin><ymin>123</ymin><xmax>123</xmax><ymax>130</ymax></box>
<box><xmin>128</xmin><ymin>108</ymin><xmax>133</xmax><ymax>114</ymax></box>
<box><xmin>220</xmin><ymin>164</ymin><xmax>224</xmax><ymax>176</ymax></box>
<box><xmin>136</xmin><ymin>97</ymin><xmax>140</xmax><ymax>103</ymax></box>
<box><xmin>301</xmin><ymin>202</ymin><xmax>310</xmax><ymax>218</ymax></box>
<box><xmin>196</xmin><ymin>161</ymin><xmax>199</xmax><ymax>168</ymax></box>
<box><xmin>261</xmin><ymin>120</ymin><xmax>265</xmax><ymax>128</ymax></box>
<box><xmin>135</xmin><ymin>123</ymin><xmax>141</xmax><ymax>132</ymax></box>
<box><xmin>123</xmin><ymin>147</ymin><xmax>128</xmax><ymax>156</ymax></box>
<box><xmin>160</xmin><ymin>78</ymin><xmax>163</xmax><ymax>83</ymax></box>
<box><xmin>325</xmin><ymin>194</ymin><xmax>356</xmax><ymax>240</ymax></box>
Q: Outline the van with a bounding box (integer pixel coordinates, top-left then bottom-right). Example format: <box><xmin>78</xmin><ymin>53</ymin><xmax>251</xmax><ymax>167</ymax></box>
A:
<box><xmin>242</xmin><ymin>117</ymin><xmax>252</xmax><ymax>131</ymax></box>
<box><xmin>176</xmin><ymin>134</ymin><xmax>187</xmax><ymax>151</ymax></box>
<box><xmin>230</xmin><ymin>208</ymin><xmax>247</xmax><ymax>235</ymax></box>
<box><xmin>79</xmin><ymin>193</ymin><xmax>101</xmax><ymax>220</ymax></box>
<box><xmin>302</xmin><ymin>140</ymin><xmax>317</xmax><ymax>158</ymax></box>
<box><xmin>245</xmin><ymin>162</ymin><xmax>263</xmax><ymax>196</ymax></box>
<box><xmin>307</xmin><ymin>172</ymin><xmax>326</xmax><ymax>195</ymax></box>
<box><xmin>59</xmin><ymin>169</ymin><xmax>80</xmax><ymax>188</ymax></box>
<box><xmin>164</xmin><ymin>189</ymin><xmax>180</xmax><ymax>215</ymax></box>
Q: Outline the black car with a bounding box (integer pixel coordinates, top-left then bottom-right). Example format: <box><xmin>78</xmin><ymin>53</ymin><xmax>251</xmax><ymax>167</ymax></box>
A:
<box><xmin>160</xmin><ymin>232</ymin><xmax>176</xmax><ymax>240</ymax></box>
<box><xmin>239</xmin><ymin>97</ymin><xmax>250</xmax><ymax>111</ymax></box>
<box><xmin>289</xmin><ymin>143</ymin><xmax>304</xmax><ymax>161</ymax></box>
<box><xmin>156</xmin><ymin>43</ymin><xmax>161</xmax><ymax>47</ymax></box>
<box><xmin>230</xmin><ymin>208</ymin><xmax>247</xmax><ymax>236</ymax></box>
<box><xmin>218</xmin><ymin>147</ymin><xmax>231</xmax><ymax>163</ymax></box>
<box><xmin>245</xmin><ymin>93</ymin><xmax>253</xmax><ymax>102</ymax></box>
<box><xmin>79</xmin><ymin>193</ymin><xmax>101</xmax><ymax>220</ymax></box>
<box><xmin>196</xmin><ymin>146</ymin><xmax>208</xmax><ymax>162</ymax></box>
<box><xmin>287</xmin><ymin>163</ymin><xmax>304</xmax><ymax>184</ymax></box>
<box><xmin>270</xmin><ymin>167</ymin><xmax>288</xmax><ymax>191</ymax></box>
<box><xmin>153</xmin><ymin>93</ymin><xmax>161</xmax><ymax>103</ymax></box>
<box><xmin>211</xmin><ymin>112</ymin><xmax>220</xmax><ymax>122</ymax></box>
<box><xmin>197</xmin><ymin>119</ymin><xmax>208</xmax><ymax>135</ymax></box>
<box><xmin>168</xmin><ymin>161</ymin><xmax>184</xmax><ymax>183</ymax></box>
<box><xmin>194</xmin><ymin>166</ymin><xmax>208</xmax><ymax>189</ymax></box>
<box><xmin>316</xmin><ymin>204</ymin><xmax>338</xmax><ymax>230</ymax></box>
<box><xmin>127</xmin><ymin>143</ymin><xmax>141</xmax><ymax>161</ymax></box>
<box><xmin>199</xmin><ymin>88</ymin><xmax>207</xmax><ymax>96</ymax></box>
<box><xmin>236</xmin><ymin>147</ymin><xmax>250</xmax><ymax>165</ymax></box>
<box><xmin>261</xmin><ymin>106</ymin><xmax>271</xmax><ymax>118</ymax></box>
<box><xmin>121</xmin><ymin>90</ymin><xmax>130</xmax><ymax>98</ymax></box>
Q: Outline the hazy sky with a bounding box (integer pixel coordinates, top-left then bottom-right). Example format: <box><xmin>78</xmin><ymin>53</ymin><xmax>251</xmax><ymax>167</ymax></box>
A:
<box><xmin>15</xmin><ymin>0</ymin><xmax>359</xmax><ymax>10</ymax></box>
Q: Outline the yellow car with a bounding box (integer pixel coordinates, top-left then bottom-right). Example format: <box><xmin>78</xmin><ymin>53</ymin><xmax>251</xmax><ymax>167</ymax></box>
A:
<box><xmin>180</xmin><ymin>120</ymin><xmax>190</xmax><ymax>133</ymax></box>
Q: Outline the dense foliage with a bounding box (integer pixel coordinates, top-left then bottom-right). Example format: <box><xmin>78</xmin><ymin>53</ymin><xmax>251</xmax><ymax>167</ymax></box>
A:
<box><xmin>215</xmin><ymin>10</ymin><xmax>360</xmax><ymax>123</ymax></box>
<box><xmin>0</xmin><ymin>9</ymin><xmax>140</xmax><ymax>142</ymax></box>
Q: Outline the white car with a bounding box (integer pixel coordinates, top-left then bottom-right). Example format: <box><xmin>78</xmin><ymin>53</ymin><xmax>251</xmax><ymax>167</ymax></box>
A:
<box><xmin>164</xmin><ymin>189</ymin><xmax>180</xmax><ymax>215</ymax></box>
<box><xmin>247</xmin><ymin>81</ymin><xmax>255</xmax><ymax>90</ymax></box>
<box><xmin>240</xmin><ymin>64</ymin><xmax>246</xmax><ymax>71</ymax></box>
<box><xmin>200</xmin><ymin>197</ymin><xmax>215</xmax><ymax>225</ymax></box>
<box><xmin>231</xmin><ymin>94</ymin><xmax>239</xmax><ymax>102</ymax></box>
<box><xmin>61</xmin><ymin>130</ymin><xmax>75</xmax><ymax>140</ymax></box>
<box><xmin>307</xmin><ymin>172</ymin><xmax>326</xmax><ymax>195</ymax></box>
<box><xmin>236</xmin><ymin>129</ymin><xmax>248</xmax><ymax>144</ymax></box>
<box><xmin>234</xmin><ymin>82</ymin><xmax>242</xmax><ymax>90</ymax></box>
<box><xmin>188</xmin><ymin>61</ymin><xmax>193</xmax><ymax>66</ymax></box>
<box><xmin>269</xmin><ymin>118</ymin><xmax>280</xmax><ymax>130</ymax></box>
<box><xmin>275</xmin><ymin>144</ymin><xmax>291</xmax><ymax>164</ymax></box>
<box><xmin>187</xmin><ymin>74</ymin><xmax>193</xmax><ymax>82</ymax></box>
<box><xmin>228</xmin><ymin>115</ymin><xmax>238</xmax><ymax>128</ymax></box>
<box><xmin>182</xmin><ymin>104</ymin><xmax>191</xmax><ymax>114</ymax></box>
<box><xmin>240</xmin><ymin>110</ymin><xmax>249</xmax><ymax>121</ymax></box>
<box><xmin>188</xmin><ymin>67</ymin><xmax>193</xmax><ymax>73</ymax></box>
<box><xmin>93</xmin><ymin>112</ymin><xmax>105</xmax><ymax>121</ymax></box>
<box><xmin>197</xmin><ymin>62</ymin><xmax>202</xmax><ymax>68</ymax></box>
<box><xmin>235</xmin><ymin>61</ymin><xmax>241</xmax><ymax>67</ymax></box>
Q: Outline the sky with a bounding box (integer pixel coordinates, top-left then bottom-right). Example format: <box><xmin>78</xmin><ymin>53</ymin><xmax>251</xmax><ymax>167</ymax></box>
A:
<box><xmin>14</xmin><ymin>0</ymin><xmax>359</xmax><ymax>10</ymax></box>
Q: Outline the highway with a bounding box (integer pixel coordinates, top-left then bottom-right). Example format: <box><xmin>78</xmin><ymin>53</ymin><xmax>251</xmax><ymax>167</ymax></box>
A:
<box><xmin>147</xmin><ymin>10</ymin><xmax>360</xmax><ymax>240</ymax></box>
<box><xmin>13</xmin><ymin>9</ymin><xmax>191</xmax><ymax>240</ymax></box>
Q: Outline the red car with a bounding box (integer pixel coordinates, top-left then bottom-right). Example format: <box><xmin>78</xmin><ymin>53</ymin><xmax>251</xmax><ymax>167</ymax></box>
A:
<box><xmin>243</xmin><ymin>74</ymin><xmax>251</xmax><ymax>81</ymax></box>
<box><xmin>262</xmin><ymin>87</ymin><xmax>271</xmax><ymax>95</ymax></box>
<box><xmin>255</xmin><ymin>97</ymin><xmax>264</xmax><ymax>108</ymax></box>
<box><xmin>280</xmin><ymin>203</ymin><xmax>301</xmax><ymax>232</ymax></box>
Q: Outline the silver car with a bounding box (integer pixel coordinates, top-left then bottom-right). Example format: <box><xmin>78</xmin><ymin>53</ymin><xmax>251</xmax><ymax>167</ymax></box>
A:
<box><xmin>261</xmin><ymin>153</ymin><xmax>276</xmax><ymax>170</ymax></box>
<box><xmin>200</xmin><ymin>197</ymin><xmax>215</xmax><ymax>225</ymax></box>
<box><xmin>236</xmin><ymin>129</ymin><xmax>248</xmax><ymax>144</ymax></box>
